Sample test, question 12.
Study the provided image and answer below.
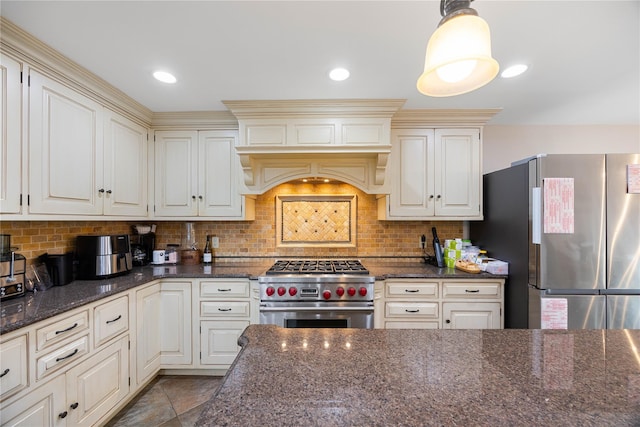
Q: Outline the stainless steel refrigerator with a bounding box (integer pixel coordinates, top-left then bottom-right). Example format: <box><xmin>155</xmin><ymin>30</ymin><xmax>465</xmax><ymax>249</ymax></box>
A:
<box><xmin>470</xmin><ymin>153</ymin><xmax>640</xmax><ymax>329</ymax></box>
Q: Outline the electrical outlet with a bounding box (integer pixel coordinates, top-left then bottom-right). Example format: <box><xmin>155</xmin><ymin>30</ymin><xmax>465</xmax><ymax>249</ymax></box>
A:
<box><xmin>212</xmin><ymin>236</ymin><xmax>219</xmax><ymax>249</ymax></box>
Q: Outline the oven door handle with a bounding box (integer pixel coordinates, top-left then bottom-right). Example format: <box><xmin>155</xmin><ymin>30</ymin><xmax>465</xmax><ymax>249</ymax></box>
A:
<box><xmin>259</xmin><ymin>305</ymin><xmax>373</xmax><ymax>312</ymax></box>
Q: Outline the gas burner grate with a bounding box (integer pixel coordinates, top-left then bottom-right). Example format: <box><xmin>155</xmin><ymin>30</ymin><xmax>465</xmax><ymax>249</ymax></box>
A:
<box><xmin>265</xmin><ymin>259</ymin><xmax>369</xmax><ymax>275</ymax></box>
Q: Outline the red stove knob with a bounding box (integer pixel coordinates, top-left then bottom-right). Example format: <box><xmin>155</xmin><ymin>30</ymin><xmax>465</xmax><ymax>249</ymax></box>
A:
<box><xmin>359</xmin><ymin>287</ymin><xmax>368</xmax><ymax>297</ymax></box>
<box><xmin>288</xmin><ymin>287</ymin><xmax>297</xmax><ymax>296</ymax></box>
<box><xmin>347</xmin><ymin>287</ymin><xmax>356</xmax><ymax>296</ymax></box>
<box><xmin>323</xmin><ymin>290</ymin><xmax>332</xmax><ymax>300</ymax></box>
<box><xmin>277</xmin><ymin>287</ymin><xmax>286</xmax><ymax>296</ymax></box>
<box><xmin>266</xmin><ymin>287</ymin><xmax>275</xmax><ymax>296</ymax></box>
<box><xmin>336</xmin><ymin>287</ymin><xmax>345</xmax><ymax>297</ymax></box>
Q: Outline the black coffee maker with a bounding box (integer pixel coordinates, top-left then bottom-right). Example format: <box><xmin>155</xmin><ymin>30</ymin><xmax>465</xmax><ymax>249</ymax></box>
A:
<box><xmin>130</xmin><ymin>227</ymin><xmax>155</xmax><ymax>266</ymax></box>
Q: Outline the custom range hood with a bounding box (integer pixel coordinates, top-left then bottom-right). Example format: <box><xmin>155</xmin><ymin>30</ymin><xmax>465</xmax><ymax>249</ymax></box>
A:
<box><xmin>223</xmin><ymin>99</ymin><xmax>406</xmax><ymax>195</ymax></box>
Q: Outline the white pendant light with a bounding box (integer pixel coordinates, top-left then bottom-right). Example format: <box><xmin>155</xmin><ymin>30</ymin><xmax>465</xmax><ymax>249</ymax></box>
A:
<box><xmin>417</xmin><ymin>0</ymin><xmax>499</xmax><ymax>97</ymax></box>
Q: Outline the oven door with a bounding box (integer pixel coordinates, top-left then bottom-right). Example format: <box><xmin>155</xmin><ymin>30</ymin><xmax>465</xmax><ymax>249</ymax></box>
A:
<box><xmin>260</xmin><ymin>301</ymin><xmax>374</xmax><ymax>329</ymax></box>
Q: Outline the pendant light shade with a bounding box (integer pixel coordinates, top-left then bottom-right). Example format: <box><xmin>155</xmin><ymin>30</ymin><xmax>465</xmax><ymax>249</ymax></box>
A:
<box><xmin>417</xmin><ymin>1</ymin><xmax>499</xmax><ymax>97</ymax></box>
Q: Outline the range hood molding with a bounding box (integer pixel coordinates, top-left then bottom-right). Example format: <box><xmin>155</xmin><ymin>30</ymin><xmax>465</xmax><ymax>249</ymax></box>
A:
<box><xmin>225</xmin><ymin>99</ymin><xmax>405</xmax><ymax>195</ymax></box>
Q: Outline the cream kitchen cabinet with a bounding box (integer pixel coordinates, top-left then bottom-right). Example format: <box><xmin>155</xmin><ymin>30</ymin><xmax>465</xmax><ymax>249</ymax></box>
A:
<box><xmin>159</xmin><ymin>280</ymin><xmax>192</xmax><ymax>366</ymax></box>
<box><xmin>28</xmin><ymin>69</ymin><xmax>149</xmax><ymax>217</ymax></box>
<box><xmin>383</xmin><ymin>279</ymin><xmax>440</xmax><ymax>329</ymax></box>
<box><xmin>154</xmin><ymin>130</ymin><xmax>255</xmax><ymax>220</ymax></box>
<box><xmin>378</xmin><ymin>128</ymin><xmax>482</xmax><ymax>220</ymax></box>
<box><xmin>197</xmin><ymin>279</ymin><xmax>251</xmax><ymax>371</ymax></box>
<box><xmin>382</xmin><ymin>278</ymin><xmax>504</xmax><ymax>329</ymax></box>
<box><xmin>0</xmin><ymin>53</ymin><xmax>23</xmax><ymax>215</ymax></box>
<box><xmin>135</xmin><ymin>282</ymin><xmax>161</xmax><ymax>384</ymax></box>
<box><xmin>0</xmin><ymin>334</ymin><xmax>28</xmax><ymax>401</ymax></box>
<box><xmin>0</xmin><ymin>375</ymin><xmax>67</xmax><ymax>427</ymax></box>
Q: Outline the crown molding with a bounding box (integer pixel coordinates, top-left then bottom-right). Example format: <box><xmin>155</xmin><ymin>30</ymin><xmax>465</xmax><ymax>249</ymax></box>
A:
<box><xmin>151</xmin><ymin>111</ymin><xmax>238</xmax><ymax>130</ymax></box>
<box><xmin>223</xmin><ymin>99</ymin><xmax>406</xmax><ymax>119</ymax></box>
<box><xmin>0</xmin><ymin>16</ymin><xmax>153</xmax><ymax>126</ymax></box>
<box><xmin>391</xmin><ymin>108</ymin><xmax>503</xmax><ymax>128</ymax></box>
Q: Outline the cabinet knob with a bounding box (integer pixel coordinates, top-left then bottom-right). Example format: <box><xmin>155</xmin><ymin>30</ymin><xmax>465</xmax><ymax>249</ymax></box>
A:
<box><xmin>98</xmin><ymin>188</ymin><xmax>105</xmax><ymax>193</ymax></box>
<box><xmin>429</xmin><ymin>195</ymin><xmax>434</xmax><ymax>200</ymax></box>
<box><xmin>198</xmin><ymin>195</ymin><xmax>203</xmax><ymax>200</ymax></box>
<box><xmin>436</xmin><ymin>195</ymin><xmax>441</xmax><ymax>199</ymax></box>
<box><xmin>445</xmin><ymin>319</ymin><xmax>451</xmax><ymax>324</ymax></box>
<box><xmin>106</xmin><ymin>189</ymin><xmax>112</xmax><ymax>194</ymax></box>
<box><xmin>59</xmin><ymin>411</ymin><xmax>68</xmax><ymax>419</ymax></box>
<box><xmin>192</xmin><ymin>195</ymin><xmax>197</xmax><ymax>200</ymax></box>
<box><xmin>70</xmin><ymin>402</ymin><xmax>79</xmax><ymax>410</ymax></box>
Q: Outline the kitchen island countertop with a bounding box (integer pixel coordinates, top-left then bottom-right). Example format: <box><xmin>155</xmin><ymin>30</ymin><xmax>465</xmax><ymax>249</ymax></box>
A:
<box><xmin>196</xmin><ymin>325</ymin><xmax>640</xmax><ymax>427</ymax></box>
<box><xmin>1</xmin><ymin>258</ymin><xmax>503</xmax><ymax>334</ymax></box>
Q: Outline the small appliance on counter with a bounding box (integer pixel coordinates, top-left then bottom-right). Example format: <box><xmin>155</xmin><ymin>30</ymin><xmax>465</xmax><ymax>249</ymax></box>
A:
<box><xmin>39</xmin><ymin>252</ymin><xmax>74</xmax><ymax>286</ymax></box>
<box><xmin>130</xmin><ymin>224</ymin><xmax>156</xmax><ymax>266</ymax></box>
<box><xmin>0</xmin><ymin>234</ymin><xmax>26</xmax><ymax>300</ymax></box>
<box><xmin>76</xmin><ymin>235</ymin><xmax>132</xmax><ymax>279</ymax></box>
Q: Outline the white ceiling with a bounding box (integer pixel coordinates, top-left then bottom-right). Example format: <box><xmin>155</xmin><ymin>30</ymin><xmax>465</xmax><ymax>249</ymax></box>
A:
<box><xmin>2</xmin><ymin>0</ymin><xmax>639</xmax><ymax>125</ymax></box>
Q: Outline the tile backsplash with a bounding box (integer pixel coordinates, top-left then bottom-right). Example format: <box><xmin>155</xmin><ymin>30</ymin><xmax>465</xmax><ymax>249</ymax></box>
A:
<box><xmin>2</xmin><ymin>182</ymin><xmax>463</xmax><ymax>264</ymax></box>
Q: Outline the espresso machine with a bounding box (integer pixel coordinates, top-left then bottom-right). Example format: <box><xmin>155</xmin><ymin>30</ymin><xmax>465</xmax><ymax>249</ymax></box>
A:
<box><xmin>0</xmin><ymin>234</ymin><xmax>26</xmax><ymax>300</ymax></box>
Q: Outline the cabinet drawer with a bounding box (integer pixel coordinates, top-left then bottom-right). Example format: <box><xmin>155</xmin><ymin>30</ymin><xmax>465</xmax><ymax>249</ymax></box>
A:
<box><xmin>36</xmin><ymin>334</ymin><xmax>89</xmax><ymax>380</ymax></box>
<box><xmin>442</xmin><ymin>282</ymin><xmax>501</xmax><ymax>299</ymax></box>
<box><xmin>384</xmin><ymin>321</ymin><xmax>439</xmax><ymax>330</ymax></box>
<box><xmin>200</xmin><ymin>280</ymin><xmax>249</xmax><ymax>298</ymax></box>
<box><xmin>386</xmin><ymin>281</ymin><xmax>438</xmax><ymax>298</ymax></box>
<box><xmin>0</xmin><ymin>334</ymin><xmax>28</xmax><ymax>401</ymax></box>
<box><xmin>94</xmin><ymin>295</ymin><xmax>129</xmax><ymax>348</ymax></box>
<box><xmin>36</xmin><ymin>310</ymin><xmax>89</xmax><ymax>352</ymax></box>
<box><xmin>385</xmin><ymin>302</ymin><xmax>438</xmax><ymax>318</ymax></box>
<box><xmin>201</xmin><ymin>301</ymin><xmax>250</xmax><ymax>318</ymax></box>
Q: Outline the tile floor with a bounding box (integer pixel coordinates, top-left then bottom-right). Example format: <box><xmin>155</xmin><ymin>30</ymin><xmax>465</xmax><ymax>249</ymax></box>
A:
<box><xmin>104</xmin><ymin>375</ymin><xmax>223</xmax><ymax>427</ymax></box>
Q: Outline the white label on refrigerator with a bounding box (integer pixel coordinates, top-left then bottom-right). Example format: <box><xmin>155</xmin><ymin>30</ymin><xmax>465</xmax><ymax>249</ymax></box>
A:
<box><xmin>627</xmin><ymin>164</ymin><xmax>640</xmax><ymax>194</ymax></box>
<box><xmin>543</xmin><ymin>178</ymin><xmax>574</xmax><ymax>234</ymax></box>
<box><xmin>541</xmin><ymin>298</ymin><xmax>568</xmax><ymax>329</ymax></box>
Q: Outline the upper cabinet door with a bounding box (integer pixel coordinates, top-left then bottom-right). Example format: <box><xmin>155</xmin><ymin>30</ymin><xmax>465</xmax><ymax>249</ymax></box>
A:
<box><xmin>388</xmin><ymin>129</ymin><xmax>435</xmax><ymax>217</ymax></box>
<box><xmin>199</xmin><ymin>130</ymin><xmax>242</xmax><ymax>217</ymax></box>
<box><xmin>28</xmin><ymin>70</ymin><xmax>104</xmax><ymax>215</ymax></box>
<box><xmin>0</xmin><ymin>55</ymin><xmax>22</xmax><ymax>214</ymax></box>
<box><xmin>154</xmin><ymin>130</ymin><xmax>198</xmax><ymax>216</ymax></box>
<box><xmin>103</xmin><ymin>109</ymin><xmax>149</xmax><ymax>216</ymax></box>
<box><xmin>434</xmin><ymin>129</ymin><xmax>481</xmax><ymax>218</ymax></box>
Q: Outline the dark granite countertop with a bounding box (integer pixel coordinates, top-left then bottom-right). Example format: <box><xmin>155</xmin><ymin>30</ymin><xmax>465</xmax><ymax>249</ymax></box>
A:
<box><xmin>0</xmin><ymin>257</ymin><xmax>505</xmax><ymax>335</ymax></box>
<box><xmin>196</xmin><ymin>325</ymin><xmax>640</xmax><ymax>427</ymax></box>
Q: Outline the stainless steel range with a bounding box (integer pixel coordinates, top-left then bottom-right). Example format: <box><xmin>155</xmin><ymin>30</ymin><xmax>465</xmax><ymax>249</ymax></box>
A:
<box><xmin>259</xmin><ymin>259</ymin><xmax>375</xmax><ymax>329</ymax></box>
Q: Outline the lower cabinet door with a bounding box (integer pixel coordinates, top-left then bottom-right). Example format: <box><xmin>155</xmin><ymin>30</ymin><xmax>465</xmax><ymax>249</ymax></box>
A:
<box><xmin>65</xmin><ymin>335</ymin><xmax>129</xmax><ymax>426</ymax></box>
<box><xmin>136</xmin><ymin>283</ymin><xmax>161</xmax><ymax>384</ymax></box>
<box><xmin>200</xmin><ymin>320</ymin><xmax>249</xmax><ymax>367</ymax></box>
<box><xmin>442</xmin><ymin>302</ymin><xmax>501</xmax><ymax>329</ymax></box>
<box><xmin>0</xmin><ymin>375</ymin><xmax>67</xmax><ymax>427</ymax></box>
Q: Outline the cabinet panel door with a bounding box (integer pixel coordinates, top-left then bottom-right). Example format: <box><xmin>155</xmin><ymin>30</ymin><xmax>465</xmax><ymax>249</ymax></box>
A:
<box><xmin>0</xmin><ymin>54</ymin><xmax>22</xmax><ymax>214</ymax></box>
<box><xmin>434</xmin><ymin>129</ymin><xmax>481</xmax><ymax>217</ymax></box>
<box><xmin>65</xmin><ymin>336</ymin><xmax>129</xmax><ymax>427</ymax></box>
<box><xmin>199</xmin><ymin>130</ymin><xmax>242</xmax><ymax>217</ymax></box>
<box><xmin>29</xmin><ymin>70</ymin><xmax>103</xmax><ymax>215</ymax></box>
<box><xmin>0</xmin><ymin>375</ymin><xmax>66</xmax><ymax>427</ymax></box>
<box><xmin>200</xmin><ymin>320</ymin><xmax>249</xmax><ymax>366</ymax></box>
<box><xmin>154</xmin><ymin>131</ymin><xmax>198</xmax><ymax>216</ymax></box>
<box><xmin>388</xmin><ymin>129</ymin><xmax>435</xmax><ymax>217</ymax></box>
<box><xmin>0</xmin><ymin>334</ymin><xmax>28</xmax><ymax>400</ymax></box>
<box><xmin>136</xmin><ymin>283</ymin><xmax>161</xmax><ymax>384</ymax></box>
<box><xmin>160</xmin><ymin>281</ymin><xmax>192</xmax><ymax>366</ymax></box>
<box><xmin>442</xmin><ymin>302</ymin><xmax>500</xmax><ymax>329</ymax></box>
<box><xmin>94</xmin><ymin>295</ymin><xmax>129</xmax><ymax>348</ymax></box>
<box><xmin>103</xmin><ymin>110</ymin><xmax>148</xmax><ymax>216</ymax></box>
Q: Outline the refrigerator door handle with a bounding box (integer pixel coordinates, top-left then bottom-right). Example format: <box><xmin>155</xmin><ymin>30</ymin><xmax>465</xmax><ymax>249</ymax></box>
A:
<box><xmin>532</xmin><ymin>187</ymin><xmax>542</xmax><ymax>244</ymax></box>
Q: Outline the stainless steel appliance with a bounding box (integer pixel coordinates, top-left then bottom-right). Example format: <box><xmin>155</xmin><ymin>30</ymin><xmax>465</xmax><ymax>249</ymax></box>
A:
<box><xmin>470</xmin><ymin>153</ymin><xmax>640</xmax><ymax>329</ymax></box>
<box><xmin>76</xmin><ymin>235</ymin><xmax>132</xmax><ymax>279</ymax></box>
<box><xmin>259</xmin><ymin>260</ymin><xmax>375</xmax><ymax>329</ymax></box>
<box><xmin>0</xmin><ymin>252</ymin><xmax>26</xmax><ymax>300</ymax></box>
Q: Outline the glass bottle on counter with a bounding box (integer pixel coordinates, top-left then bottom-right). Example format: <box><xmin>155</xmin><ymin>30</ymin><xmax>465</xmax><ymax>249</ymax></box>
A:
<box><xmin>203</xmin><ymin>235</ymin><xmax>212</xmax><ymax>264</ymax></box>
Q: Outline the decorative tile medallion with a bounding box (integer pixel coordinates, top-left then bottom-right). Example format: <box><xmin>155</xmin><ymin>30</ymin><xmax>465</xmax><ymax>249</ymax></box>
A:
<box><xmin>276</xmin><ymin>195</ymin><xmax>356</xmax><ymax>247</ymax></box>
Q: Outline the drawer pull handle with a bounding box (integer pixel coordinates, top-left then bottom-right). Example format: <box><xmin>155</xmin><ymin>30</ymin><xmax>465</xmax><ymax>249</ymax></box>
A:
<box><xmin>70</xmin><ymin>402</ymin><xmax>79</xmax><ymax>410</ymax></box>
<box><xmin>59</xmin><ymin>411</ymin><xmax>68</xmax><ymax>419</ymax></box>
<box><xmin>56</xmin><ymin>348</ymin><xmax>79</xmax><ymax>362</ymax></box>
<box><xmin>0</xmin><ymin>368</ymin><xmax>9</xmax><ymax>378</ymax></box>
<box><xmin>405</xmin><ymin>309</ymin><xmax>420</xmax><ymax>313</ymax></box>
<box><xmin>404</xmin><ymin>289</ymin><xmax>419</xmax><ymax>293</ymax></box>
<box><xmin>55</xmin><ymin>322</ymin><xmax>78</xmax><ymax>335</ymax></box>
<box><xmin>218</xmin><ymin>288</ymin><xmax>232</xmax><ymax>292</ymax></box>
<box><xmin>217</xmin><ymin>308</ymin><xmax>232</xmax><ymax>312</ymax></box>
<box><xmin>106</xmin><ymin>315</ymin><xmax>122</xmax><ymax>324</ymax></box>
<box><xmin>465</xmin><ymin>289</ymin><xmax>480</xmax><ymax>293</ymax></box>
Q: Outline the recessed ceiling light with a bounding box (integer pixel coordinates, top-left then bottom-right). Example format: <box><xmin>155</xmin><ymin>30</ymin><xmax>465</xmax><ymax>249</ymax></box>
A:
<box><xmin>329</xmin><ymin>68</ymin><xmax>350</xmax><ymax>81</ymax></box>
<box><xmin>153</xmin><ymin>71</ymin><xmax>177</xmax><ymax>84</ymax></box>
<box><xmin>501</xmin><ymin>64</ymin><xmax>528</xmax><ymax>79</ymax></box>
